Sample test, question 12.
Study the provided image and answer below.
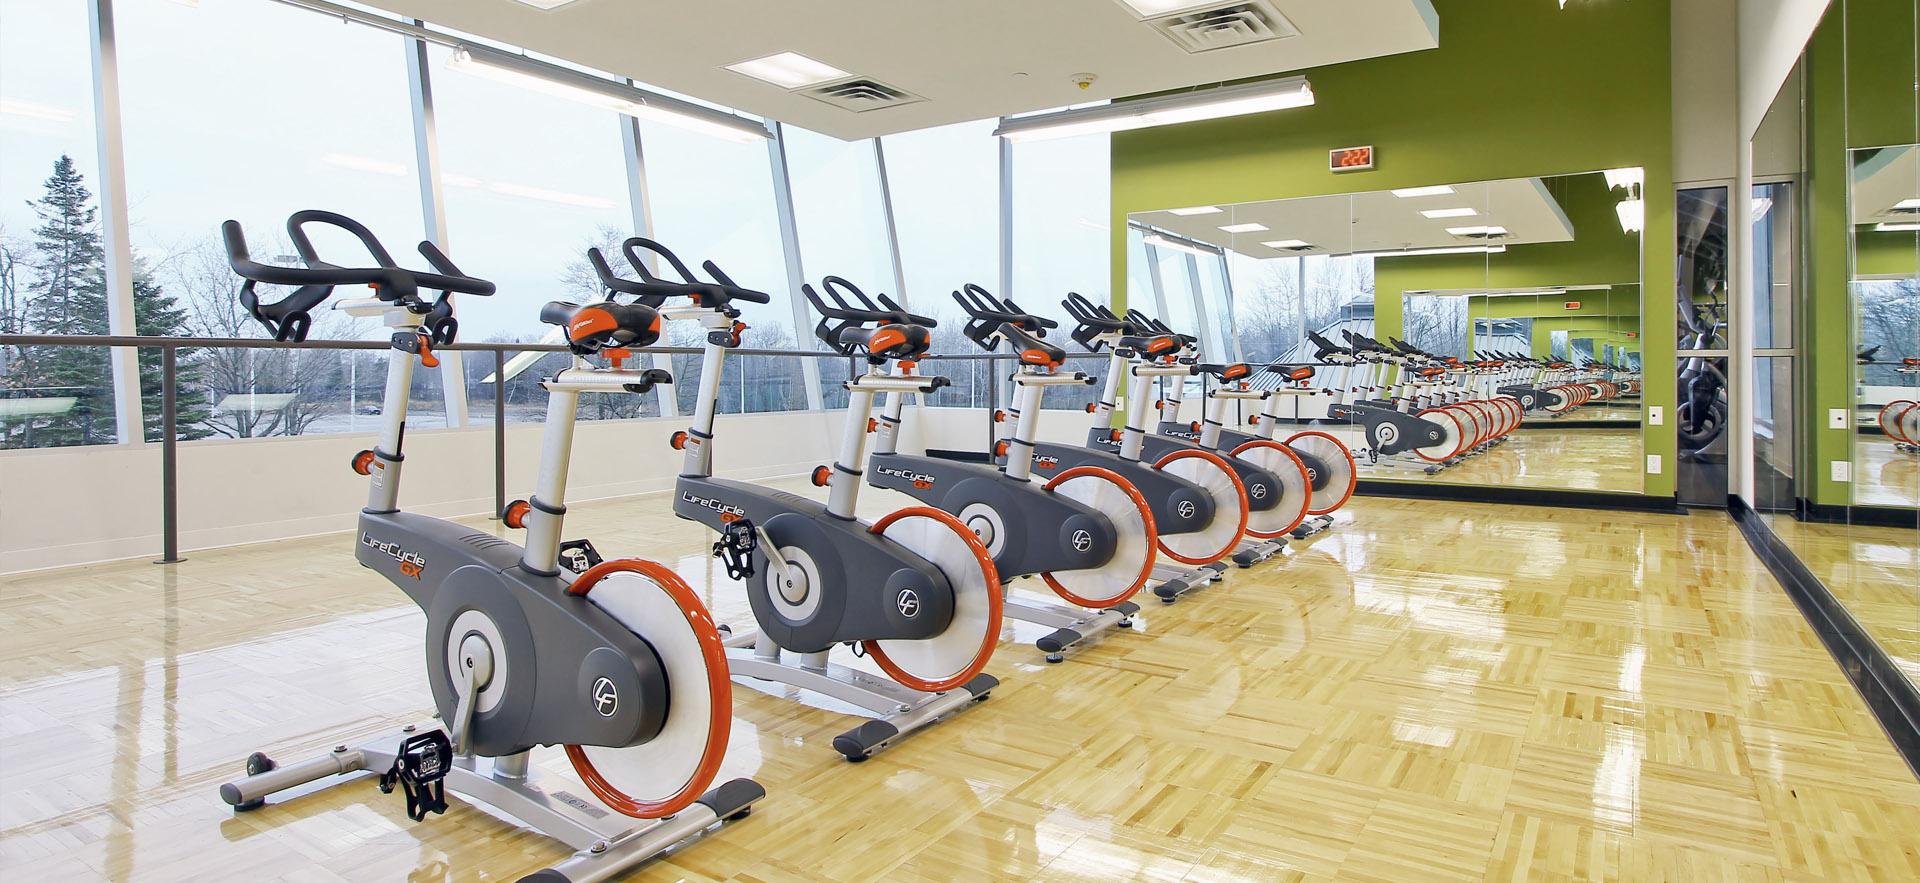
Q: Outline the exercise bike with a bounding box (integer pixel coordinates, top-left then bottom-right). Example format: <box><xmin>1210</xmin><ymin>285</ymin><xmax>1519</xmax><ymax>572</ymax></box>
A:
<box><xmin>1861</xmin><ymin>346</ymin><xmax>1920</xmax><ymax>450</ymax></box>
<box><xmin>592</xmin><ymin>240</ymin><xmax>1002</xmax><ymax>760</ymax></box>
<box><xmin>1202</xmin><ymin>361</ymin><xmax>1357</xmax><ymax>538</ymax></box>
<box><xmin>810</xmin><ymin>278</ymin><xmax>1156</xmax><ymax>661</ymax></box>
<box><xmin>217</xmin><ymin>211</ymin><xmax>762</xmax><ymax>882</ymax></box>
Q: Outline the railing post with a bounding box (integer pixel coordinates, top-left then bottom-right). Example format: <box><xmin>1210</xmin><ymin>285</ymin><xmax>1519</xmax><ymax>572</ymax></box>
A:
<box><xmin>493</xmin><ymin>349</ymin><xmax>506</xmax><ymax>521</ymax></box>
<box><xmin>155</xmin><ymin>345</ymin><xmax>183</xmax><ymax>564</ymax></box>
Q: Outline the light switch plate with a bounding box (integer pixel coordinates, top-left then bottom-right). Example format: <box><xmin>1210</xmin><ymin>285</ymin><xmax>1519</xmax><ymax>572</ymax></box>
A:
<box><xmin>1649</xmin><ymin>406</ymin><xmax>1663</xmax><ymax>426</ymax></box>
<box><xmin>1828</xmin><ymin>408</ymin><xmax>1848</xmax><ymax>430</ymax></box>
<box><xmin>1646</xmin><ymin>454</ymin><xmax>1662</xmax><ymax>474</ymax></box>
<box><xmin>1831</xmin><ymin>460</ymin><xmax>1852</xmax><ymax>482</ymax></box>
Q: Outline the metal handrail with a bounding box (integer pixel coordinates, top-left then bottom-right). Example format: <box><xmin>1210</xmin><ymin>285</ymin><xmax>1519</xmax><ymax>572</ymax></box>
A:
<box><xmin>0</xmin><ymin>333</ymin><xmax>1101</xmax><ymax>564</ymax></box>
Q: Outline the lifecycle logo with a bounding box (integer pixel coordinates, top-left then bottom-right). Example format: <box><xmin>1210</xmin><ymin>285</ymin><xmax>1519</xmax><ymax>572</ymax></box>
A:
<box><xmin>362</xmin><ymin>533</ymin><xmax>425</xmax><ymax>579</ymax></box>
<box><xmin>1177</xmin><ymin>500</ymin><xmax>1196</xmax><ymax>519</ymax></box>
<box><xmin>682</xmin><ymin>491</ymin><xmax>747</xmax><ymax>524</ymax></box>
<box><xmin>1250</xmin><ymin>483</ymin><xmax>1268</xmax><ymax>500</ymax></box>
<box><xmin>1306</xmin><ymin>466</ymin><xmax>1319</xmax><ymax>482</ymax></box>
<box><xmin>591</xmin><ymin>676</ymin><xmax>618</xmax><ymax>717</ymax></box>
<box><xmin>1071</xmin><ymin>529</ymin><xmax>1093</xmax><ymax>552</ymax></box>
<box><xmin>877</xmin><ymin>464</ymin><xmax>937</xmax><ymax>490</ymax></box>
<box><xmin>1167</xmin><ymin>428</ymin><xmax>1201</xmax><ymax>440</ymax></box>
<box><xmin>1034</xmin><ymin>455</ymin><xmax>1060</xmax><ymax>471</ymax></box>
<box><xmin>896</xmin><ymin>588</ymin><xmax>921</xmax><ymax>618</ymax></box>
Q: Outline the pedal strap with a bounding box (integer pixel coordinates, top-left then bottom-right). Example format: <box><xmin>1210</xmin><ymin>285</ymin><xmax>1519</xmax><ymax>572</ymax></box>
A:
<box><xmin>376</xmin><ymin>730</ymin><xmax>453</xmax><ymax>822</ymax></box>
<box><xmin>712</xmin><ymin>518</ymin><xmax>758</xmax><ymax>580</ymax></box>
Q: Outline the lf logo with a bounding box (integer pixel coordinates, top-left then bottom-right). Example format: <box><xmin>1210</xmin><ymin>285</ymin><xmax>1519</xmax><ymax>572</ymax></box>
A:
<box><xmin>591</xmin><ymin>676</ymin><xmax>618</xmax><ymax>717</ymax></box>
<box><xmin>1177</xmin><ymin>500</ymin><xmax>1196</xmax><ymax>519</ymax></box>
<box><xmin>1071</xmin><ymin>529</ymin><xmax>1093</xmax><ymax>552</ymax></box>
<box><xmin>896</xmin><ymin>589</ymin><xmax>921</xmax><ymax>618</ymax></box>
<box><xmin>1250</xmin><ymin>484</ymin><xmax>1268</xmax><ymax>500</ymax></box>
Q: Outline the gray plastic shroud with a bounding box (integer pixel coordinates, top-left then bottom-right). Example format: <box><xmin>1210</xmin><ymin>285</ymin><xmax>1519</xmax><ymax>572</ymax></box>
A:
<box><xmin>998</xmin><ymin>440</ymin><xmax>1216</xmax><ymax>535</ymax></box>
<box><xmin>1093</xmin><ymin>427</ymin><xmax>1283</xmax><ymax>513</ymax></box>
<box><xmin>353</xmin><ymin>511</ymin><xmax>671</xmax><ymax>757</ymax></box>
<box><xmin>866</xmin><ymin>452</ymin><xmax>1116</xmax><ymax>577</ymax></box>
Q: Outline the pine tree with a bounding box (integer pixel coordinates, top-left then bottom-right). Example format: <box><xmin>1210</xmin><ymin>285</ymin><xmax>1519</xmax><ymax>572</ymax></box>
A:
<box><xmin>18</xmin><ymin>155</ymin><xmax>112</xmax><ymax>446</ymax></box>
<box><xmin>132</xmin><ymin>255</ymin><xmax>212</xmax><ymax>441</ymax></box>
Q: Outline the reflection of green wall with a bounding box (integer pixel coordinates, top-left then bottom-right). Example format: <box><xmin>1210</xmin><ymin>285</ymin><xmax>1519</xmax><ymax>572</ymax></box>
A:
<box><xmin>1532</xmin><ymin>317</ymin><xmax>1641</xmax><ymax>360</ymax></box>
<box><xmin>1376</xmin><ymin>172</ymin><xmax>1642</xmax><ymax>316</ymax></box>
<box><xmin>1856</xmin><ymin>229</ymin><xmax>1919</xmax><ymax>277</ymax></box>
<box><xmin>1805</xmin><ymin>0</ymin><xmax>1917</xmax><ymax>508</ymax></box>
<box><xmin>1111</xmin><ymin>0</ymin><xmax>1675</xmax><ymax>496</ymax></box>
<box><xmin>1460</xmin><ymin>290</ymin><xmax>1641</xmax><ymax>358</ymax></box>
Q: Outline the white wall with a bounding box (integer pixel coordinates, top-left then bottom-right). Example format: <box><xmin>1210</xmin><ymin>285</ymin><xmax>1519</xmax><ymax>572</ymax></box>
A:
<box><xmin>1675</xmin><ymin>0</ymin><xmax>1809</xmax><ymax>182</ymax></box>
<box><xmin>0</xmin><ymin>410</ymin><xmax>847</xmax><ymax>574</ymax></box>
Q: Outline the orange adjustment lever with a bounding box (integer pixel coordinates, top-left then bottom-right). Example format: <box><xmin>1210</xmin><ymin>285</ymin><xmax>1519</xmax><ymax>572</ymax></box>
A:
<box><xmin>502</xmin><ymin>500</ymin><xmax>531</xmax><ymax>530</ymax></box>
<box><xmin>670</xmin><ymin>430</ymin><xmax>689</xmax><ymax>450</ymax></box>
<box><xmin>350</xmin><ymin>449</ymin><xmax>376</xmax><ymax>476</ymax></box>
<box><xmin>811</xmin><ymin>465</ymin><xmax>831</xmax><ymax>487</ymax></box>
<box><xmin>416</xmin><ymin>334</ymin><xmax>440</xmax><ymax>369</ymax></box>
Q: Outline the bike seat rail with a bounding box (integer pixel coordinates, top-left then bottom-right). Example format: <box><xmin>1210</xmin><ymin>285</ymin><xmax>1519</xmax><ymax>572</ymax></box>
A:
<box><xmin>224</xmin><ymin>209</ymin><xmax>496</xmax><ymax>343</ymax></box>
<box><xmin>951</xmin><ymin>284</ymin><xmax>1066</xmax><ymax>368</ymax></box>
<box><xmin>801</xmin><ymin>275</ymin><xmax>936</xmax><ymax>363</ymax></box>
<box><xmin>588</xmin><ymin>237</ymin><xmax>772</xmax><ymax>316</ymax></box>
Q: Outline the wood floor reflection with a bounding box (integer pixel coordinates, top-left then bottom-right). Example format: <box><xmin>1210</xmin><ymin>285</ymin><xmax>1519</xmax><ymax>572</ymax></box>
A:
<box><xmin>1765</xmin><ymin>514</ymin><xmax>1920</xmax><ymax>691</ymax></box>
<box><xmin>1855</xmin><ymin>437</ymin><xmax>1920</xmax><ymax>508</ymax></box>
<box><xmin>2</xmin><ymin>481</ymin><xmax>1916</xmax><ymax>881</ymax></box>
<box><xmin>1359</xmin><ymin>427</ymin><xmax>1644</xmax><ymax>493</ymax></box>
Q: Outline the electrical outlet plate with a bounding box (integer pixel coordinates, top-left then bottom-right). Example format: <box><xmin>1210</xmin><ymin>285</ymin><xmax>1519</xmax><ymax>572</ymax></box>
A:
<box><xmin>1828</xmin><ymin>408</ymin><xmax>1848</xmax><ymax>430</ymax></box>
<box><xmin>1646</xmin><ymin>454</ymin><xmax>1662</xmax><ymax>474</ymax></box>
<box><xmin>1648</xmin><ymin>405</ymin><xmax>1663</xmax><ymax>426</ymax></box>
<box><xmin>1831</xmin><ymin>460</ymin><xmax>1851</xmax><ymax>482</ymax></box>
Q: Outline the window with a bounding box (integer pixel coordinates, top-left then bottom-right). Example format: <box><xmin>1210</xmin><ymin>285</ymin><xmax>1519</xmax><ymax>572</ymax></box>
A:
<box><xmin>116</xmin><ymin>0</ymin><xmax>441</xmax><ymax>438</ymax></box>
<box><xmin>422</xmin><ymin>42</ymin><xmax>648</xmax><ymax>423</ymax></box>
<box><xmin>785</xmin><ymin>126</ymin><xmax>893</xmax><ymax>408</ymax></box>
<box><xmin>1</xmin><ymin>0</ymin><xmax>115</xmax><ymax>447</ymax></box>
<box><xmin>640</xmin><ymin>116</ymin><xmax>805</xmax><ymax>415</ymax></box>
<box><xmin>883</xmin><ymin>120</ymin><xmax>1000</xmax><ymax>406</ymax></box>
<box><xmin>1010</xmin><ymin>133</ymin><xmax>1111</xmax><ymax>407</ymax></box>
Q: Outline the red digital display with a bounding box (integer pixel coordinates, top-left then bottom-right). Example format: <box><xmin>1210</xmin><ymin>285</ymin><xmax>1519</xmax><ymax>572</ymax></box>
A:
<box><xmin>1330</xmin><ymin>146</ymin><xmax>1373</xmax><ymax>172</ymax></box>
<box><xmin>1564</xmin><ymin>301</ymin><xmax>1583</xmax><ymax>310</ymax></box>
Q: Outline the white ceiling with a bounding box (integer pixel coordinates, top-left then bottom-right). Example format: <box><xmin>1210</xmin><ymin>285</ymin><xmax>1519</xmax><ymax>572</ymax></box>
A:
<box><xmin>1133</xmin><ymin>176</ymin><xmax>1579</xmax><ymax>258</ymax></box>
<box><xmin>1853</xmin><ymin>145</ymin><xmax>1918</xmax><ymax>225</ymax></box>
<box><xmin>357</xmin><ymin>0</ymin><xmax>1441</xmax><ymax>140</ymax></box>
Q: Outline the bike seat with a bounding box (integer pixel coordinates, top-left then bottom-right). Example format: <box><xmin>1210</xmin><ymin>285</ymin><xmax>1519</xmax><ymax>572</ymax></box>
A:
<box><xmin>1196</xmin><ymin>363</ymin><xmax>1252</xmax><ymax>381</ymax></box>
<box><xmin>1264</xmin><ymin>364</ymin><xmax>1316</xmax><ymax>381</ymax></box>
<box><xmin>837</xmin><ymin>323</ymin><xmax>931</xmax><ymax>361</ymax></box>
<box><xmin>1002</xmin><ymin>323</ymin><xmax>1066</xmax><ymax>368</ymax></box>
<box><xmin>541</xmin><ymin>300</ymin><xmax>663</xmax><ymax>354</ymax></box>
<box><xmin>1120</xmin><ymin>334</ymin><xmax>1180</xmax><ymax>357</ymax></box>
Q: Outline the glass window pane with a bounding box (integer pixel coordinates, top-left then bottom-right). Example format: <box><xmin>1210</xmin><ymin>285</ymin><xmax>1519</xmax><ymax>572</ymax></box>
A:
<box><xmin>882</xmin><ymin>119</ymin><xmax>999</xmax><ymax>407</ymax></box>
<box><xmin>640</xmin><ymin>117</ymin><xmax>806</xmax><ymax>415</ymax></box>
<box><xmin>116</xmin><ymin>0</ymin><xmax>439</xmax><ymax>437</ymax></box>
<box><xmin>786</xmin><ymin>126</ymin><xmax>892</xmax><ymax>409</ymax></box>
<box><xmin>423</xmin><ymin>42</ymin><xmax>648</xmax><ymax>423</ymax></box>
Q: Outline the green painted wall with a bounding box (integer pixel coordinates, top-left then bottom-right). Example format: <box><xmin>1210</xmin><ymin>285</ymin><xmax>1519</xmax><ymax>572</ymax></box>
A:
<box><xmin>1856</xmin><ymin>229</ymin><xmax>1920</xmax><ymax>277</ymax></box>
<box><xmin>1803</xmin><ymin>0</ymin><xmax>1917</xmax><ymax>508</ymax></box>
<box><xmin>1110</xmin><ymin>0</ymin><xmax>1675</xmax><ymax>495</ymax></box>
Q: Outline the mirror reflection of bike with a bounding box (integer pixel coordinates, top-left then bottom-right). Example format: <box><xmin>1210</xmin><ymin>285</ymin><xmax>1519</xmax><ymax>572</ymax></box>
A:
<box><xmin>1678</xmin><ymin>280</ymin><xmax>1729</xmax><ymax>456</ymax></box>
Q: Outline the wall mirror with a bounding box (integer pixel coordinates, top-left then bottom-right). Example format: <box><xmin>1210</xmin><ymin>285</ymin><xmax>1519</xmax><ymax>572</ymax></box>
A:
<box><xmin>1125</xmin><ymin>168</ymin><xmax>1644</xmax><ymax>494</ymax></box>
<box><xmin>1853</xmin><ymin>142</ymin><xmax>1919</xmax><ymax>510</ymax></box>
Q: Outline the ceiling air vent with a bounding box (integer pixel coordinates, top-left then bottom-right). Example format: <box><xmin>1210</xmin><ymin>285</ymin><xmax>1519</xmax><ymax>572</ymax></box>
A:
<box><xmin>1147</xmin><ymin>1</ymin><xmax>1298</xmax><ymax>54</ymax></box>
<box><xmin>1888</xmin><ymin>204</ymin><xmax>1920</xmax><ymax>216</ymax></box>
<box><xmin>805</xmin><ymin>78</ymin><xmax>924</xmax><ymax>113</ymax></box>
<box><xmin>1451</xmin><ymin>229</ymin><xmax>1511</xmax><ymax>241</ymax></box>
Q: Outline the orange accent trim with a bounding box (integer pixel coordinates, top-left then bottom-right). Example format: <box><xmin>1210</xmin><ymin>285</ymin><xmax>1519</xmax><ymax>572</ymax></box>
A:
<box><xmin>867</xmin><ymin>418</ymin><xmax>879</xmax><ymax>433</ymax></box>
<box><xmin>417</xmin><ymin>336</ymin><xmax>439</xmax><ymax>369</ymax></box>
<box><xmin>1189</xmin><ymin>421</ymin><xmax>1201</xmax><ymax>433</ymax></box>
<box><xmin>868</xmin><ymin>328</ymin><xmax>907</xmax><ymax>352</ymax></box>
<box><xmin>1146</xmin><ymin>337</ymin><xmax>1175</xmax><ymax>354</ymax></box>
<box><xmin>1150</xmin><ymin>449</ymin><xmax>1248</xmax><ymax>565</ymax></box>
<box><xmin>1109</xmin><ymin>429</ymin><xmax>1122</xmax><ymax>441</ymax></box>
<box><xmin>502</xmin><ymin>500</ymin><xmax>531</xmax><ymax>530</ymax></box>
<box><xmin>1289</xmin><ymin>367</ymin><xmax>1313</xmax><ymax>380</ymax></box>
<box><xmin>1223</xmin><ymin>364</ymin><xmax>1250</xmax><ymax>380</ymax></box>
<box><xmin>898</xmin><ymin>360</ymin><xmax>917</xmax><ymax>373</ymax></box>
<box><xmin>650</xmin><ymin>314</ymin><xmax>663</xmax><ymax>334</ymax></box>
<box><xmin>811</xmin><ymin>465</ymin><xmax>832</xmax><ymax>487</ymax></box>
<box><xmin>1019</xmin><ymin>348</ymin><xmax>1054</xmax><ymax>366</ymax></box>
<box><xmin>563</xmin><ymin>559</ymin><xmax>730</xmax><ymax>819</ymax></box>
<box><xmin>1228</xmin><ymin>440</ymin><xmax>1309</xmax><ymax>538</ymax></box>
<box><xmin>1085</xmin><ymin>403</ymin><xmax>1098</xmax><ymax>414</ymax></box>
<box><xmin>1249</xmin><ymin>414</ymin><xmax>1261</xmax><ymax>425</ymax></box>
<box><xmin>1038</xmin><ymin>466</ymin><xmax>1157</xmax><ymax>609</ymax></box>
<box><xmin>862</xmin><ymin>508</ymin><xmax>1003</xmax><ymax>693</ymax></box>
<box><xmin>992</xmin><ymin>410</ymin><xmax>1007</xmax><ymax>423</ymax></box>
<box><xmin>669</xmin><ymin>430</ymin><xmax>689</xmax><ymax>451</ymax></box>
<box><xmin>351</xmin><ymin>450</ymin><xmax>376</xmax><ymax>476</ymax></box>
<box><xmin>994</xmin><ymin>440</ymin><xmax>1010</xmax><ymax>458</ymax></box>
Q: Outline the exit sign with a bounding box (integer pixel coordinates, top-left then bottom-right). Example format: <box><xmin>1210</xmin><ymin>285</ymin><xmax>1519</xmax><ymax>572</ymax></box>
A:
<box><xmin>1330</xmin><ymin>146</ymin><xmax>1373</xmax><ymax>172</ymax></box>
<box><xmin>1564</xmin><ymin>301</ymin><xmax>1583</xmax><ymax>310</ymax></box>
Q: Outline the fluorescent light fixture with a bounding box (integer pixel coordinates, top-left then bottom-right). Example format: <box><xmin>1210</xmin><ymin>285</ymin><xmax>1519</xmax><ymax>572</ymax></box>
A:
<box><xmin>1167</xmin><ymin>206</ymin><xmax>1223</xmax><ymax>216</ymax></box>
<box><xmin>1143</xmin><ymin>233</ymin><xmax>1220</xmax><ymax>257</ymax></box>
<box><xmin>1615</xmin><ymin>198</ymin><xmax>1644</xmax><ymax>233</ymax></box>
<box><xmin>1353</xmin><ymin>244</ymin><xmax>1507</xmax><ymax>259</ymax></box>
<box><xmin>1261</xmin><ymin>239</ymin><xmax>1311</xmax><ymax>249</ymax></box>
<box><xmin>1115</xmin><ymin>0</ymin><xmax>1204</xmax><ymax>15</ymax></box>
<box><xmin>1876</xmin><ymin>222</ymin><xmax>1920</xmax><ymax>232</ymax></box>
<box><xmin>1420</xmin><ymin>207</ymin><xmax>1477</xmax><ymax>219</ymax></box>
<box><xmin>1218</xmin><ymin>223</ymin><xmax>1268</xmax><ymax>233</ymax></box>
<box><xmin>1602</xmin><ymin>167</ymin><xmax>1644</xmax><ymax>192</ymax></box>
<box><xmin>215</xmin><ymin>393</ymin><xmax>297</xmax><ymax>412</ymax></box>
<box><xmin>1392</xmin><ymin>185</ymin><xmax>1455</xmax><ymax>198</ymax></box>
<box><xmin>725</xmin><ymin>52</ymin><xmax>850</xmax><ymax>89</ymax></box>
<box><xmin>1751</xmin><ymin>197</ymin><xmax>1773</xmax><ymax>222</ymax></box>
<box><xmin>1445</xmin><ymin>225</ymin><xmax>1507</xmax><ymax>237</ymax></box>
<box><xmin>1894</xmin><ymin>198</ymin><xmax>1920</xmax><ymax>210</ymax></box>
<box><xmin>448</xmin><ymin>45</ymin><xmax>770</xmax><ymax>143</ymax></box>
<box><xmin>510</xmin><ymin>0</ymin><xmax>587</xmax><ymax>8</ymax></box>
<box><xmin>0</xmin><ymin>98</ymin><xmax>75</xmax><ymax>123</ymax></box>
<box><xmin>0</xmin><ymin>396</ymin><xmax>77</xmax><ymax>418</ymax></box>
<box><xmin>995</xmin><ymin>76</ymin><xmax>1313</xmax><ymax>142</ymax></box>
<box><xmin>320</xmin><ymin>153</ymin><xmax>408</xmax><ymax>177</ymax></box>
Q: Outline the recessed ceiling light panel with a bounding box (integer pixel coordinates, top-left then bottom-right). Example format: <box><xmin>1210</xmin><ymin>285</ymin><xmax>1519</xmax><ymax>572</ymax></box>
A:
<box><xmin>509</xmin><ymin>0</ymin><xmax>587</xmax><ymax>9</ymax></box>
<box><xmin>1392</xmin><ymin>185</ymin><xmax>1456</xmax><ymax>198</ymax></box>
<box><xmin>1421</xmin><ymin>207</ymin><xmax>1477</xmax><ymax>219</ymax></box>
<box><xmin>1445</xmin><ymin>225</ymin><xmax>1508</xmax><ymax>237</ymax></box>
<box><xmin>1219</xmin><ymin>223</ymin><xmax>1268</xmax><ymax>233</ymax></box>
<box><xmin>1168</xmin><ymin>206</ymin><xmax>1224</xmax><ymax>215</ymax></box>
<box><xmin>726</xmin><ymin>52</ymin><xmax>851</xmax><ymax>89</ymax></box>
<box><xmin>1261</xmin><ymin>239</ymin><xmax>1310</xmax><ymax>249</ymax></box>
